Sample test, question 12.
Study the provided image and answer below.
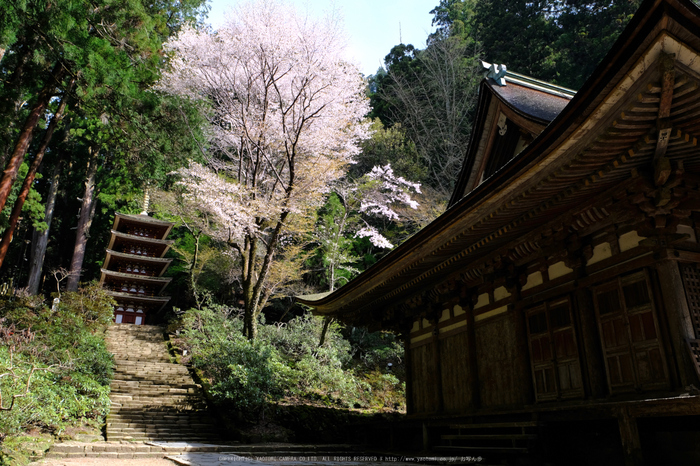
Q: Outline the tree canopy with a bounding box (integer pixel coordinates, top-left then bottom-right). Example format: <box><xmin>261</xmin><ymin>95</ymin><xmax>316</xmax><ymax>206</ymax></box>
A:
<box><xmin>0</xmin><ymin>0</ymin><xmax>208</xmax><ymax>286</ymax></box>
<box><xmin>432</xmin><ymin>0</ymin><xmax>643</xmax><ymax>89</ymax></box>
<box><xmin>159</xmin><ymin>0</ymin><xmax>371</xmax><ymax>339</ymax></box>
<box><xmin>0</xmin><ymin>0</ymin><xmax>653</xmax><ymax>335</ymax></box>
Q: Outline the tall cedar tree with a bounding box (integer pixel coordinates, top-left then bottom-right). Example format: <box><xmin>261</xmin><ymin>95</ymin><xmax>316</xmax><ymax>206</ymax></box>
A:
<box><xmin>0</xmin><ymin>0</ymin><xmax>207</xmax><ymax>285</ymax></box>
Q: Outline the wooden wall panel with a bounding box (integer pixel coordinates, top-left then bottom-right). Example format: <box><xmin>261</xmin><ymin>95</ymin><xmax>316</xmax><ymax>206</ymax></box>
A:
<box><xmin>439</xmin><ymin>331</ymin><xmax>472</xmax><ymax>413</ymax></box>
<box><xmin>475</xmin><ymin>314</ymin><xmax>527</xmax><ymax>407</ymax></box>
<box><xmin>410</xmin><ymin>342</ymin><xmax>439</xmax><ymax>414</ymax></box>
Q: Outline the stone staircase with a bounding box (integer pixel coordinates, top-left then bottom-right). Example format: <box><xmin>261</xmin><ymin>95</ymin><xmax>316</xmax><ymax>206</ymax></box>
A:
<box><xmin>104</xmin><ymin>324</ymin><xmax>220</xmax><ymax>442</ymax></box>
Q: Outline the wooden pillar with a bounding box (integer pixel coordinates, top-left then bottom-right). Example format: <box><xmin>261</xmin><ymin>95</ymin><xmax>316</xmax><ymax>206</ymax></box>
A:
<box><xmin>403</xmin><ymin>331</ymin><xmax>415</xmax><ymax>415</ymax></box>
<box><xmin>422</xmin><ymin>421</ymin><xmax>430</xmax><ymax>452</ymax></box>
<box><xmin>654</xmin><ymin>258</ymin><xmax>700</xmax><ymax>387</ymax></box>
<box><xmin>512</xmin><ymin>285</ymin><xmax>534</xmax><ymax>404</ymax></box>
<box><xmin>616</xmin><ymin>408</ymin><xmax>645</xmax><ymax>466</ymax></box>
<box><xmin>574</xmin><ymin>287</ymin><xmax>607</xmax><ymax>397</ymax></box>
<box><xmin>431</xmin><ymin>321</ymin><xmax>444</xmax><ymax>413</ymax></box>
<box><xmin>464</xmin><ymin>301</ymin><xmax>481</xmax><ymax>409</ymax></box>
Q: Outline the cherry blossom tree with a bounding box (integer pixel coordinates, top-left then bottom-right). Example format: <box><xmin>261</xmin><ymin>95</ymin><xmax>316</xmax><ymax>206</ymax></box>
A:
<box><xmin>314</xmin><ymin>164</ymin><xmax>420</xmax><ymax>345</ymax></box>
<box><xmin>159</xmin><ymin>0</ymin><xmax>371</xmax><ymax>339</ymax></box>
<box><xmin>316</xmin><ymin>164</ymin><xmax>421</xmax><ymax>294</ymax></box>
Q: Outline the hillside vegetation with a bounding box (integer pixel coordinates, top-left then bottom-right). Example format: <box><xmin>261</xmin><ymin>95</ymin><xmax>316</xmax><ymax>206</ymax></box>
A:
<box><xmin>169</xmin><ymin>306</ymin><xmax>405</xmax><ymax>439</ymax></box>
<box><xmin>0</xmin><ymin>285</ymin><xmax>114</xmax><ymax>464</ymax></box>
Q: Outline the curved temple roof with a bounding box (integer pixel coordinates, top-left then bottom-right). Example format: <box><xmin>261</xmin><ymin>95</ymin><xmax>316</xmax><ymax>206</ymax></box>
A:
<box><xmin>298</xmin><ymin>0</ymin><xmax>700</xmax><ymax>330</ymax></box>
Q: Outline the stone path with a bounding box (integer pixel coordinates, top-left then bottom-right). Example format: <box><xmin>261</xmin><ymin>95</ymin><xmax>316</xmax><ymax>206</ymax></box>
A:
<box><xmin>166</xmin><ymin>452</ymin><xmax>474</xmax><ymax>466</ymax></box>
<box><xmin>36</xmin><ymin>442</ymin><xmax>448</xmax><ymax>466</ymax></box>
<box><xmin>33</xmin><ymin>458</ymin><xmax>172</xmax><ymax>466</ymax></box>
<box><xmin>34</xmin><ymin>455</ymin><xmax>451</xmax><ymax>466</ymax></box>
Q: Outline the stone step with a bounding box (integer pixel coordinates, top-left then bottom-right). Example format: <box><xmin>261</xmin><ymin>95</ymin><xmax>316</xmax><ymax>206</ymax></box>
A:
<box><xmin>107</xmin><ymin>427</ymin><xmax>218</xmax><ymax>435</ymax></box>
<box><xmin>108</xmin><ymin>413</ymin><xmax>213</xmax><ymax>419</ymax></box>
<box><xmin>111</xmin><ymin>373</ymin><xmax>193</xmax><ymax>380</ymax></box>
<box><xmin>111</xmin><ymin>379</ymin><xmax>199</xmax><ymax>386</ymax></box>
<box><xmin>107</xmin><ymin>411</ymin><xmax>212</xmax><ymax>418</ymax></box>
<box><xmin>46</xmin><ymin>441</ymin><xmax>360</xmax><ymax>460</ymax></box>
<box><xmin>110</xmin><ymin>385</ymin><xmax>200</xmax><ymax>393</ymax></box>
<box><xmin>109</xmin><ymin>397</ymin><xmax>206</xmax><ymax>404</ymax></box>
<box><xmin>111</xmin><ymin>379</ymin><xmax>194</xmax><ymax>386</ymax></box>
<box><xmin>112</xmin><ymin>370</ymin><xmax>191</xmax><ymax>376</ymax></box>
<box><xmin>110</xmin><ymin>390</ymin><xmax>199</xmax><ymax>399</ymax></box>
<box><xmin>113</xmin><ymin>369</ymin><xmax>191</xmax><ymax>377</ymax></box>
<box><xmin>110</xmin><ymin>393</ymin><xmax>200</xmax><ymax>399</ymax></box>
<box><xmin>109</xmin><ymin>393</ymin><xmax>200</xmax><ymax>400</ymax></box>
<box><xmin>113</xmin><ymin>363</ymin><xmax>186</xmax><ymax>370</ymax></box>
<box><xmin>105</xmin><ymin>436</ymin><xmax>220</xmax><ymax>443</ymax></box>
<box><xmin>109</xmin><ymin>406</ymin><xmax>206</xmax><ymax>413</ymax></box>
<box><xmin>105</xmin><ymin>325</ymin><xmax>219</xmax><ymax>443</ymax></box>
<box><xmin>108</xmin><ymin>421</ymin><xmax>217</xmax><ymax>428</ymax></box>
<box><xmin>107</xmin><ymin>412</ymin><xmax>213</xmax><ymax>419</ymax></box>
<box><xmin>107</xmin><ymin>418</ymin><xmax>213</xmax><ymax>426</ymax></box>
<box><xmin>107</xmin><ymin>429</ymin><xmax>219</xmax><ymax>436</ymax></box>
<box><xmin>48</xmin><ymin>442</ymin><xmax>355</xmax><ymax>455</ymax></box>
<box><xmin>109</xmin><ymin>404</ymin><xmax>206</xmax><ymax>411</ymax></box>
<box><xmin>112</xmin><ymin>365</ymin><xmax>184</xmax><ymax>370</ymax></box>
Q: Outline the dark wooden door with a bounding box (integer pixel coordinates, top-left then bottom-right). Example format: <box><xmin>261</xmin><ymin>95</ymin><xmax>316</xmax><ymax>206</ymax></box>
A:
<box><xmin>526</xmin><ymin>297</ymin><xmax>583</xmax><ymax>401</ymax></box>
<box><xmin>593</xmin><ymin>271</ymin><xmax>668</xmax><ymax>393</ymax></box>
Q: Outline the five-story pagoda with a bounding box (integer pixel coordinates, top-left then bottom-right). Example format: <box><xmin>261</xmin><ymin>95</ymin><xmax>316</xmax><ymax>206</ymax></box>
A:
<box><xmin>99</xmin><ymin>198</ymin><xmax>174</xmax><ymax>325</ymax></box>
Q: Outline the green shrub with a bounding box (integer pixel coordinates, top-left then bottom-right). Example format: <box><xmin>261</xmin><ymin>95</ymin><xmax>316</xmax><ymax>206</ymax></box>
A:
<box><xmin>259</xmin><ymin>314</ymin><xmax>362</xmax><ymax>402</ymax></box>
<box><xmin>348</xmin><ymin>327</ymin><xmax>405</xmax><ymax>375</ymax></box>
<box><xmin>0</xmin><ymin>283</ymin><xmax>114</xmax><ymax>460</ymax></box>
<box><xmin>173</xmin><ymin>306</ymin><xmax>406</xmax><ymax>415</ymax></box>
<box><xmin>177</xmin><ymin>306</ymin><xmax>291</xmax><ymax>412</ymax></box>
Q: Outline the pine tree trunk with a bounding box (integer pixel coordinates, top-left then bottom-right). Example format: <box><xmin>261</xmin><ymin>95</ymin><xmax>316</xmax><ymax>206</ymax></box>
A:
<box><xmin>27</xmin><ymin>162</ymin><xmax>62</xmax><ymax>295</ymax></box>
<box><xmin>0</xmin><ymin>64</ymin><xmax>64</xmax><ymax>214</ymax></box>
<box><xmin>0</xmin><ymin>85</ymin><xmax>71</xmax><ymax>270</ymax></box>
<box><xmin>0</xmin><ymin>35</ymin><xmax>40</xmax><ymax>172</ymax></box>
<box><xmin>66</xmin><ymin>148</ymin><xmax>99</xmax><ymax>292</ymax></box>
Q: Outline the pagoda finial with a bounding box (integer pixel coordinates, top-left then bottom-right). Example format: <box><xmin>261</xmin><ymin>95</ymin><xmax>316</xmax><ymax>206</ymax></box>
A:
<box><xmin>140</xmin><ymin>188</ymin><xmax>150</xmax><ymax>216</ymax></box>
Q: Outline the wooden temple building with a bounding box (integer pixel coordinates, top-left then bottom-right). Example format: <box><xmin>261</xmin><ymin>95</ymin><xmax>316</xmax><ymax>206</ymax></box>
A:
<box><xmin>300</xmin><ymin>0</ymin><xmax>700</xmax><ymax>463</ymax></box>
<box><xmin>99</xmin><ymin>207</ymin><xmax>174</xmax><ymax>325</ymax></box>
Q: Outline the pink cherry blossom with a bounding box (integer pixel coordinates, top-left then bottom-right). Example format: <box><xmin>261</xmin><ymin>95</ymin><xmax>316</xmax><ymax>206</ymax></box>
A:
<box><xmin>158</xmin><ymin>0</ymin><xmax>371</xmax><ymax>339</ymax></box>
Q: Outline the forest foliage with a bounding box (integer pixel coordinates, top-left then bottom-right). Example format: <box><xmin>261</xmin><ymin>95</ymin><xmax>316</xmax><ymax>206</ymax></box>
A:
<box><xmin>368</xmin><ymin>0</ymin><xmax>643</xmax><ymax>195</ymax></box>
<box><xmin>0</xmin><ymin>0</ymin><xmax>646</xmax><ymax>326</ymax></box>
<box><xmin>0</xmin><ymin>0</ymin><xmax>656</xmax><ymax>451</ymax></box>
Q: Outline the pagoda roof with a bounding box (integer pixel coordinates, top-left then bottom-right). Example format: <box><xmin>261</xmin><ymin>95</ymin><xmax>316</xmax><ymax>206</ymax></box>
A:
<box><xmin>106</xmin><ymin>230</ymin><xmax>174</xmax><ymax>258</ymax></box>
<box><xmin>103</xmin><ymin>249</ymin><xmax>172</xmax><ymax>277</ymax></box>
<box><xmin>112</xmin><ymin>212</ymin><xmax>174</xmax><ymax>240</ymax></box>
<box><xmin>104</xmin><ymin>291</ymin><xmax>171</xmax><ymax>312</ymax></box>
<box><xmin>298</xmin><ymin>0</ymin><xmax>700</xmax><ymax>329</ymax></box>
<box><xmin>99</xmin><ymin>269</ymin><xmax>172</xmax><ymax>295</ymax></box>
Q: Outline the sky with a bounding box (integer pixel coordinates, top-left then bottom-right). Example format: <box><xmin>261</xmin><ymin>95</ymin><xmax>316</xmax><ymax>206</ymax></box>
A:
<box><xmin>205</xmin><ymin>0</ymin><xmax>438</xmax><ymax>76</ymax></box>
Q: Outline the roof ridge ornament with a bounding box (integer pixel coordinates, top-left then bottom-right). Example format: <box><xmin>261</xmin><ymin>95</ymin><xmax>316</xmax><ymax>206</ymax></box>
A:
<box><xmin>483</xmin><ymin>61</ymin><xmax>508</xmax><ymax>86</ymax></box>
<box><xmin>481</xmin><ymin>60</ymin><xmax>576</xmax><ymax>97</ymax></box>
